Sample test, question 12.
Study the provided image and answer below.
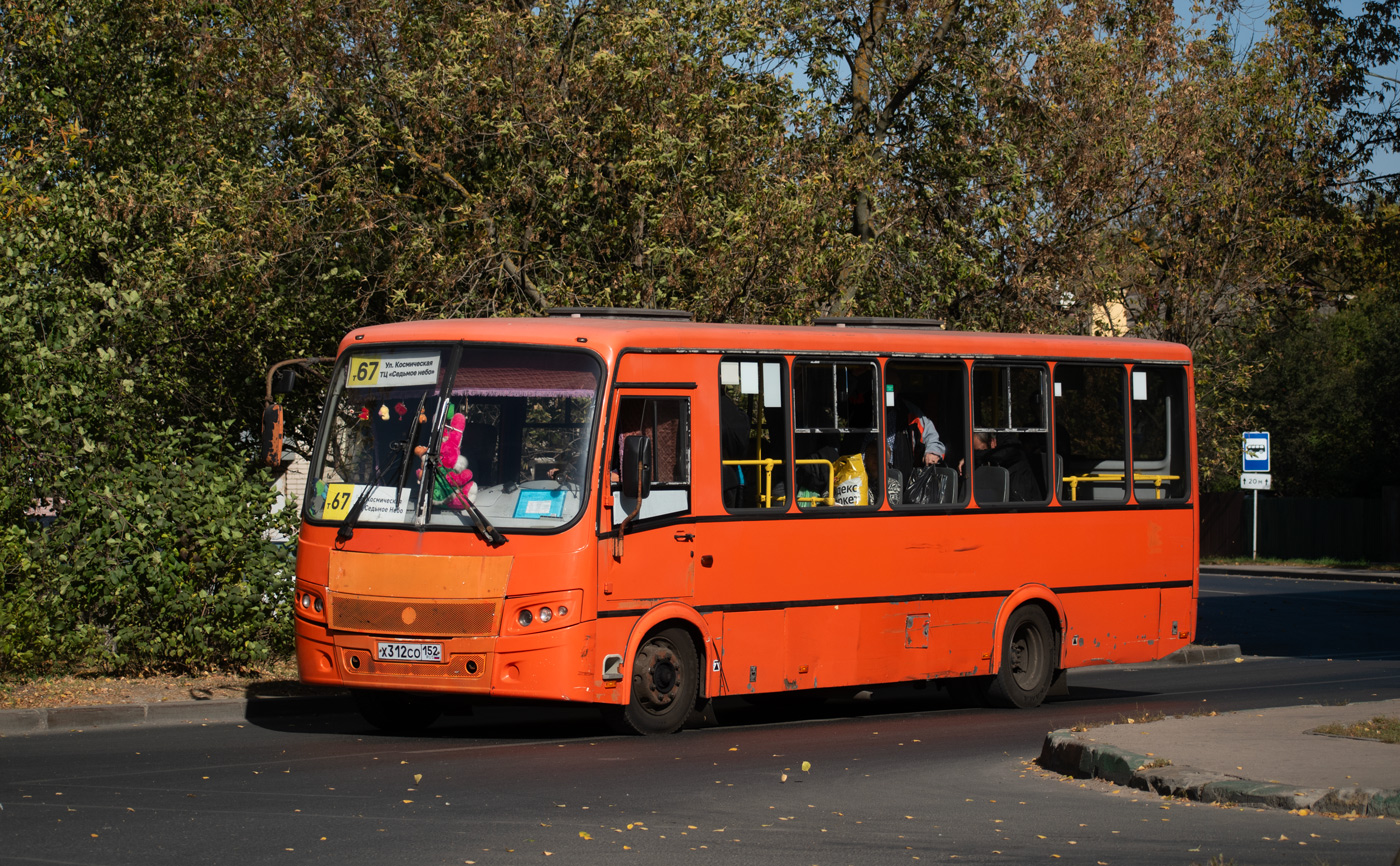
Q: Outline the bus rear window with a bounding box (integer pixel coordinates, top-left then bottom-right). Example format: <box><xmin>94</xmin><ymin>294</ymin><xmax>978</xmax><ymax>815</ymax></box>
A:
<box><xmin>1129</xmin><ymin>366</ymin><xmax>1190</xmax><ymax>502</ymax></box>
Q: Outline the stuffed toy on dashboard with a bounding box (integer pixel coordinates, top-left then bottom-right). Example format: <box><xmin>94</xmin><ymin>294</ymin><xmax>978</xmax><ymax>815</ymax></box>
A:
<box><xmin>435</xmin><ymin>411</ymin><xmax>478</xmax><ymax>509</ymax></box>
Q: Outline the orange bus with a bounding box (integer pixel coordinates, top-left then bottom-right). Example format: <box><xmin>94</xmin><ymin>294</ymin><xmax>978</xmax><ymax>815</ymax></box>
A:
<box><xmin>287</xmin><ymin>309</ymin><xmax>1197</xmax><ymax>734</ymax></box>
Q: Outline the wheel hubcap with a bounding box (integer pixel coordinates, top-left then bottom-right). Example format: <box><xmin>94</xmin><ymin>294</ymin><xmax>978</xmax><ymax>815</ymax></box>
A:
<box><xmin>1009</xmin><ymin>625</ymin><xmax>1044</xmax><ymax>690</ymax></box>
<box><xmin>634</xmin><ymin>640</ymin><xmax>681</xmax><ymax>712</ymax></box>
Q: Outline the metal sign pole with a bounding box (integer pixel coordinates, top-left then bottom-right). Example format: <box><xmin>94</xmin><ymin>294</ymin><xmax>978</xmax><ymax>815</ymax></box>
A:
<box><xmin>1242</xmin><ymin>432</ymin><xmax>1271</xmax><ymax>561</ymax></box>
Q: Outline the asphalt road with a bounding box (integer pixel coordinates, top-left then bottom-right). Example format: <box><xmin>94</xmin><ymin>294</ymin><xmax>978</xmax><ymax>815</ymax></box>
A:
<box><xmin>4</xmin><ymin>573</ymin><xmax>1400</xmax><ymax>866</ymax></box>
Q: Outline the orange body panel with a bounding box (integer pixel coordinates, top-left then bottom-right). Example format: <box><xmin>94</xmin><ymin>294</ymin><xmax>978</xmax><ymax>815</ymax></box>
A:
<box><xmin>293</xmin><ymin>316</ymin><xmax>1198</xmax><ymax>709</ymax></box>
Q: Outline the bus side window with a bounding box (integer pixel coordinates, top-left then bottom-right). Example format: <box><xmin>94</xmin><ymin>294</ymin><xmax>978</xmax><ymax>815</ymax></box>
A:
<box><xmin>792</xmin><ymin>359</ymin><xmax>879</xmax><ymax>509</ymax></box>
<box><xmin>1129</xmin><ymin>366</ymin><xmax>1190</xmax><ymax>502</ymax></box>
<box><xmin>970</xmin><ymin>363</ymin><xmax>1051</xmax><ymax>505</ymax></box>
<box><xmin>1053</xmin><ymin>364</ymin><xmax>1128</xmax><ymax>504</ymax></box>
<box><xmin>611</xmin><ymin>396</ymin><xmax>690</xmax><ymax>522</ymax></box>
<box><xmin>719</xmin><ymin>358</ymin><xmax>788</xmax><ymax>510</ymax></box>
<box><xmin>886</xmin><ymin>361</ymin><xmax>969</xmax><ymax>508</ymax></box>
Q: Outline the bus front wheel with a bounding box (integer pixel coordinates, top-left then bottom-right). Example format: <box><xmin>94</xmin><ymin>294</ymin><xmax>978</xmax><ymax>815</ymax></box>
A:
<box><xmin>985</xmin><ymin>606</ymin><xmax>1055</xmax><ymax>709</ymax></box>
<box><xmin>604</xmin><ymin>627</ymin><xmax>698</xmax><ymax>735</ymax></box>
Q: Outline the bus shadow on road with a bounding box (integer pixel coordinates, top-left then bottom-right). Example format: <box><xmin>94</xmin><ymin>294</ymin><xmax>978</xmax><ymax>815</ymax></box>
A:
<box><xmin>242</xmin><ymin>691</ymin><xmax>1002</xmax><ymax>740</ymax></box>
<box><xmin>242</xmin><ymin>682</ymin><xmax>1158</xmax><ymax>740</ymax></box>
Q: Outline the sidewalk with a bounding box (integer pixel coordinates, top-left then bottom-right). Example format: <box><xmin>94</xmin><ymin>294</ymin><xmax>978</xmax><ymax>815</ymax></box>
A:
<box><xmin>1200</xmin><ymin>563</ymin><xmax>1400</xmax><ymax>583</ymax></box>
<box><xmin>1040</xmin><ymin>699</ymin><xmax>1400</xmax><ymax>817</ymax></box>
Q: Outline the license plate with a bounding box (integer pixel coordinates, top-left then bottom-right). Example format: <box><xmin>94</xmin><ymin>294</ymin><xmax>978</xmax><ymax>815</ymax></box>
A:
<box><xmin>376</xmin><ymin>641</ymin><xmax>444</xmax><ymax>663</ymax></box>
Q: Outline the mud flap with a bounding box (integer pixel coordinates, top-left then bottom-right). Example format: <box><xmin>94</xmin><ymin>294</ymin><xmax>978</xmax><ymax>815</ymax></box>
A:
<box><xmin>686</xmin><ymin>696</ymin><xmax>719</xmax><ymax>728</ymax></box>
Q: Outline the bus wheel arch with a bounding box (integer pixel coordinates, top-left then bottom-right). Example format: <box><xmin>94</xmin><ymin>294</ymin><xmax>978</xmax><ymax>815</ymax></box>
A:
<box><xmin>986</xmin><ymin>590</ymin><xmax>1064</xmax><ymax>709</ymax></box>
<box><xmin>605</xmin><ymin>607</ymin><xmax>709</xmax><ymax>735</ymax></box>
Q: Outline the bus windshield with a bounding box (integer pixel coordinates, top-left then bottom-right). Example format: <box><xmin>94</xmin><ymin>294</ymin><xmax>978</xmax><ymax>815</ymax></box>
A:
<box><xmin>306</xmin><ymin>344</ymin><xmax>600</xmax><ymax>532</ymax></box>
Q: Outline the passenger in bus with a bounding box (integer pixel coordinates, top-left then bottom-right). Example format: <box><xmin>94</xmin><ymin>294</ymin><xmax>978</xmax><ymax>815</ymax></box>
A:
<box><xmin>886</xmin><ymin>397</ymin><xmax>945</xmax><ymax>475</ymax></box>
<box><xmin>968</xmin><ymin>431</ymin><xmax>1041</xmax><ymax>502</ymax></box>
<box><xmin>882</xmin><ymin>373</ymin><xmax>946</xmax><ymax>469</ymax></box>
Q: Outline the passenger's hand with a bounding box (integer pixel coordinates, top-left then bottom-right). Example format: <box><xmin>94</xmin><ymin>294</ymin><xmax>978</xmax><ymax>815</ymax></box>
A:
<box><xmin>923</xmin><ymin>452</ymin><xmax>940</xmax><ymax>466</ymax></box>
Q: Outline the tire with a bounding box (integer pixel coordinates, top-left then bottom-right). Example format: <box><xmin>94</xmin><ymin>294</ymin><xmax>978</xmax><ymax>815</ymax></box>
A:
<box><xmin>603</xmin><ymin>627</ymin><xmax>698</xmax><ymax>735</ymax></box>
<box><xmin>984</xmin><ymin>605</ymin><xmax>1056</xmax><ymax>709</ymax></box>
<box><xmin>352</xmin><ymin>689</ymin><xmax>443</xmax><ymax>734</ymax></box>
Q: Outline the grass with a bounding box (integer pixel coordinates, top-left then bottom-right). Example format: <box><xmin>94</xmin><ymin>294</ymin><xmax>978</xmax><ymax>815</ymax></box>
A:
<box><xmin>1311</xmin><ymin>715</ymin><xmax>1400</xmax><ymax>744</ymax></box>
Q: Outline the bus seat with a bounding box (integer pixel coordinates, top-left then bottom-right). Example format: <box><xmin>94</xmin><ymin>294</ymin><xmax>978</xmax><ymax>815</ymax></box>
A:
<box><xmin>974</xmin><ymin>465</ymin><xmax>1009</xmax><ymax>504</ymax></box>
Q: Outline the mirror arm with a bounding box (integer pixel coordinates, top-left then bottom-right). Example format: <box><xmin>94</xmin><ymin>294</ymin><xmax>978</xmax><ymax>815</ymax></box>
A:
<box><xmin>264</xmin><ymin>357</ymin><xmax>334</xmax><ymax>403</ymax></box>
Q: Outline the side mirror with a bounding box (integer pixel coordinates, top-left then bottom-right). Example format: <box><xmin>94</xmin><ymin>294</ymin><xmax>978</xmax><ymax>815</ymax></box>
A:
<box><xmin>271</xmin><ymin>366</ymin><xmax>302</xmax><ymax>395</ymax></box>
<box><xmin>260</xmin><ymin>404</ymin><xmax>284</xmax><ymax>466</ymax></box>
<box><xmin>620</xmin><ymin>434</ymin><xmax>653</xmax><ymax>499</ymax></box>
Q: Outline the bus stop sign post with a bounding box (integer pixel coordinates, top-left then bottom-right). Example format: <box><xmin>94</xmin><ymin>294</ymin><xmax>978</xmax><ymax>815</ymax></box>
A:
<box><xmin>1241</xmin><ymin>432</ymin><xmax>1271</xmax><ymax>560</ymax></box>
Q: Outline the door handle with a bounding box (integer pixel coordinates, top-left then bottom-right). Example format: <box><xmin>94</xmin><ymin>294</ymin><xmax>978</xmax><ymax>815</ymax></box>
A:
<box><xmin>673</xmin><ymin>531</ymin><xmax>695</xmax><ymax>543</ymax></box>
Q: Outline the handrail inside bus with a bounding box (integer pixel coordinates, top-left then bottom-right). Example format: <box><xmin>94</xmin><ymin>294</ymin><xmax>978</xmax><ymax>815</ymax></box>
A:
<box><xmin>1061</xmin><ymin>472</ymin><xmax>1180</xmax><ymax>501</ymax></box>
<box><xmin>722</xmin><ymin>459</ymin><xmax>839</xmax><ymax>508</ymax></box>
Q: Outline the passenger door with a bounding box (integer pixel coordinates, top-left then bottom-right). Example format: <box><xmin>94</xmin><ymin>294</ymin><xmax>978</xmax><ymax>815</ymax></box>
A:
<box><xmin>598</xmin><ymin>382</ymin><xmax>696</xmax><ymax>603</ymax></box>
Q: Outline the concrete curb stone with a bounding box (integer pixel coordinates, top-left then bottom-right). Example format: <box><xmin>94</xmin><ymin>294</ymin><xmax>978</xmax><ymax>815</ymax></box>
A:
<box><xmin>0</xmin><ymin>693</ymin><xmax>354</xmax><ymax>736</ymax></box>
<box><xmin>1039</xmin><ymin>729</ymin><xmax>1400</xmax><ymax>818</ymax></box>
<box><xmin>1199</xmin><ymin>564</ymin><xmax>1400</xmax><ymax>584</ymax></box>
<box><xmin>1160</xmin><ymin>643</ymin><xmax>1241</xmax><ymax>665</ymax></box>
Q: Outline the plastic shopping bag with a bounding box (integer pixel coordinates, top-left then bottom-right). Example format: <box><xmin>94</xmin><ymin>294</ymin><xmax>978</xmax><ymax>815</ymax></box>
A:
<box><xmin>833</xmin><ymin>453</ymin><xmax>870</xmax><ymax>506</ymax></box>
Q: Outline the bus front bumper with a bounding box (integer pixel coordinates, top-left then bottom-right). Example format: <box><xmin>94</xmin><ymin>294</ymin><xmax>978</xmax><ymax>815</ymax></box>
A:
<box><xmin>295</xmin><ymin>616</ymin><xmax>599</xmax><ymax>702</ymax></box>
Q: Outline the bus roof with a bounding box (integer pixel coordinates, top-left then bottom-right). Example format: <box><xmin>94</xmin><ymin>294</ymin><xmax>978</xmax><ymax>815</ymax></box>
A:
<box><xmin>339</xmin><ymin>316</ymin><xmax>1192</xmax><ymax>364</ymax></box>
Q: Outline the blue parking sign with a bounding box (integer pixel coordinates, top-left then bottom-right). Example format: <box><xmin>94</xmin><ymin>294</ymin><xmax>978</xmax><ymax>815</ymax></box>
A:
<box><xmin>1242</xmin><ymin>431</ymin><xmax>1270</xmax><ymax>473</ymax></box>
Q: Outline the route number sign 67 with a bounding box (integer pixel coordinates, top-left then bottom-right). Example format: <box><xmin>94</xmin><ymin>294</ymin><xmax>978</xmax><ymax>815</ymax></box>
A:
<box><xmin>350</xmin><ymin>357</ymin><xmax>381</xmax><ymax>386</ymax></box>
<box><xmin>344</xmin><ymin>351</ymin><xmax>440</xmax><ymax>389</ymax></box>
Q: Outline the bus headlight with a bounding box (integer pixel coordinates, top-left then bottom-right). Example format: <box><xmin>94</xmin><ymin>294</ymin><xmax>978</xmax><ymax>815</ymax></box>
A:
<box><xmin>504</xmin><ymin>591</ymin><xmax>582</xmax><ymax>635</ymax></box>
<box><xmin>294</xmin><ymin>585</ymin><xmax>327</xmax><ymax>624</ymax></box>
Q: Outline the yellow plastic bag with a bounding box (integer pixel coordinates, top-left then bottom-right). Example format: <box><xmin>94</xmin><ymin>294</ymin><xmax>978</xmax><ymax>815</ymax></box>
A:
<box><xmin>832</xmin><ymin>453</ymin><xmax>870</xmax><ymax>506</ymax></box>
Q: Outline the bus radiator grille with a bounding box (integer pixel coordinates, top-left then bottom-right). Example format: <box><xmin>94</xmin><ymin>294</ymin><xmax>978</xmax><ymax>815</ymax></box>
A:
<box><xmin>329</xmin><ymin>594</ymin><xmax>499</xmax><ymax>636</ymax></box>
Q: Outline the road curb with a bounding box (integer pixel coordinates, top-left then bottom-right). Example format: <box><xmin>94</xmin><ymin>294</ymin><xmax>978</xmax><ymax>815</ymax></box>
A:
<box><xmin>1200</xmin><ymin>565</ymin><xmax>1400</xmax><ymax>584</ymax></box>
<box><xmin>1159</xmin><ymin>643</ymin><xmax>1241</xmax><ymax>665</ymax></box>
<box><xmin>0</xmin><ymin>693</ymin><xmax>354</xmax><ymax>736</ymax></box>
<box><xmin>1039</xmin><ymin>729</ymin><xmax>1400</xmax><ymax>818</ymax></box>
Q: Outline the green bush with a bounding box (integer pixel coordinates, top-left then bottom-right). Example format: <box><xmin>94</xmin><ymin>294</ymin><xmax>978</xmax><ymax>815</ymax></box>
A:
<box><xmin>0</xmin><ymin>424</ymin><xmax>296</xmax><ymax>676</ymax></box>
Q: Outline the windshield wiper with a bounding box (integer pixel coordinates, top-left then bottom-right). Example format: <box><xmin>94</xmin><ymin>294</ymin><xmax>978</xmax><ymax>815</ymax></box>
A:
<box><xmin>336</xmin><ymin>407</ymin><xmax>424</xmax><ymax>544</ymax></box>
<box><xmin>462</xmin><ymin>497</ymin><xmax>507</xmax><ymax>548</ymax></box>
<box><xmin>336</xmin><ymin>452</ymin><xmax>403</xmax><ymax>545</ymax></box>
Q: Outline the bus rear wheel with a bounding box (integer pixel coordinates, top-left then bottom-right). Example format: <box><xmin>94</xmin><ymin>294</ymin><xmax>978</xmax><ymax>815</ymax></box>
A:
<box><xmin>352</xmin><ymin>689</ymin><xmax>443</xmax><ymax>734</ymax></box>
<box><xmin>985</xmin><ymin>605</ymin><xmax>1055</xmax><ymax>709</ymax></box>
<box><xmin>604</xmin><ymin>627</ymin><xmax>698</xmax><ymax>735</ymax></box>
